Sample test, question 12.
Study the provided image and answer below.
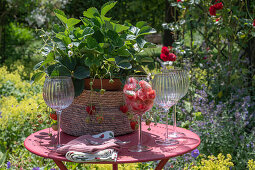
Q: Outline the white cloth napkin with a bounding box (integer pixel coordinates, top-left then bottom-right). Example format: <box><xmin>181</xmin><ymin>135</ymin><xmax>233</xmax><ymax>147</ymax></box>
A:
<box><xmin>62</xmin><ymin>131</ymin><xmax>118</xmax><ymax>162</ymax></box>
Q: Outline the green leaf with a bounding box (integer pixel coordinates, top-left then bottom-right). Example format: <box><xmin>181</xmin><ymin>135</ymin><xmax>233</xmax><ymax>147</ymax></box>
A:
<box><xmin>67</xmin><ymin>18</ymin><xmax>81</xmax><ymax>28</ymax></box>
<box><xmin>87</xmin><ymin>37</ymin><xmax>98</xmax><ymax>49</ymax></box>
<box><xmin>126</xmin><ymin>34</ymin><xmax>136</xmax><ymax>40</ymax></box>
<box><xmin>62</xmin><ymin>36</ymin><xmax>72</xmax><ymax>46</ymax></box>
<box><xmin>41</xmin><ymin>51</ymin><xmax>55</xmax><ymax>67</ymax></box>
<box><xmin>33</xmin><ymin>61</ymin><xmax>44</xmax><ymax>70</ymax></box>
<box><xmin>73</xmin><ymin>78</ymin><xmax>84</xmax><ymax>97</ymax></box>
<box><xmin>0</xmin><ymin>151</ymin><xmax>7</xmax><ymax>166</ymax></box>
<box><xmin>115</xmin><ymin>56</ymin><xmax>132</xmax><ymax>69</ymax></box>
<box><xmin>82</xmin><ymin>27</ymin><xmax>94</xmax><ymax>37</ymax></box>
<box><xmin>53</xmin><ymin>24</ymin><xmax>65</xmax><ymax>33</ymax></box>
<box><xmin>138</xmin><ymin>26</ymin><xmax>157</xmax><ymax>36</ymax></box>
<box><xmin>58</xmin><ymin>55</ymin><xmax>76</xmax><ymax>71</ymax></box>
<box><xmin>54</xmin><ymin>9</ymin><xmax>67</xmax><ymax>24</ymax></box>
<box><xmin>112</xmin><ymin>37</ymin><xmax>124</xmax><ymax>47</ymax></box>
<box><xmin>83</xmin><ymin>7</ymin><xmax>100</xmax><ymax>18</ymax></box>
<box><xmin>129</xmin><ymin>26</ymin><xmax>140</xmax><ymax>35</ymax></box>
<box><xmin>105</xmin><ymin>21</ymin><xmax>129</xmax><ymax>33</ymax></box>
<box><xmin>136</xmin><ymin>21</ymin><xmax>147</xmax><ymax>29</ymax></box>
<box><xmin>73</xmin><ymin>66</ymin><xmax>90</xmax><ymax>79</ymax></box>
<box><xmin>51</xmin><ymin>65</ymin><xmax>71</xmax><ymax>77</ymax></box>
<box><xmin>117</xmin><ymin>47</ymin><xmax>131</xmax><ymax>56</ymax></box>
<box><xmin>114</xmin><ymin>23</ymin><xmax>130</xmax><ymax>33</ymax></box>
<box><xmin>101</xmin><ymin>1</ymin><xmax>117</xmax><ymax>16</ymax></box>
<box><xmin>56</xmin><ymin>33</ymin><xmax>66</xmax><ymax>40</ymax></box>
<box><xmin>30</xmin><ymin>72</ymin><xmax>45</xmax><ymax>84</ymax></box>
<box><xmin>136</xmin><ymin>37</ymin><xmax>147</xmax><ymax>49</ymax></box>
<box><xmin>46</xmin><ymin>64</ymin><xmax>58</xmax><ymax>76</ymax></box>
<box><xmin>139</xmin><ymin>56</ymin><xmax>154</xmax><ymax>63</ymax></box>
<box><xmin>84</xmin><ymin>54</ymin><xmax>101</xmax><ymax>67</ymax></box>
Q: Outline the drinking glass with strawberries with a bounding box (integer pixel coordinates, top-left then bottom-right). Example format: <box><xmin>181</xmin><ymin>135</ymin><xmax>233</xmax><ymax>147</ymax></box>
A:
<box><xmin>123</xmin><ymin>75</ymin><xmax>155</xmax><ymax>152</ymax></box>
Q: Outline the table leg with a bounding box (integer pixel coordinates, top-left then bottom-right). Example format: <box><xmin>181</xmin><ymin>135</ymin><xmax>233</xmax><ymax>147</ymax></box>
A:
<box><xmin>155</xmin><ymin>158</ymin><xmax>170</xmax><ymax>170</ymax></box>
<box><xmin>112</xmin><ymin>163</ymin><xmax>118</xmax><ymax>170</ymax></box>
<box><xmin>53</xmin><ymin>159</ymin><xmax>68</xmax><ymax>170</ymax></box>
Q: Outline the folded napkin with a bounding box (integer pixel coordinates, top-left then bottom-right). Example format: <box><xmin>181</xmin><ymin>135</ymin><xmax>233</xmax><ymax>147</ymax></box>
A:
<box><xmin>56</xmin><ymin>131</ymin><xmax>120</xmax><ymax>155</ymax></box>
<box><xmin>66</xmin><ymin>149</ymin><xmax>118</xmax><ymax>162</ymax></box>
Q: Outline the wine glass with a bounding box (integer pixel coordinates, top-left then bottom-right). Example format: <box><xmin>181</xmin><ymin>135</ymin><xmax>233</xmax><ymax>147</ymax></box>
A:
<box><xmin>123</xmin><ymin>75</ymin><xmax>155</xmax><ymax>152</ymax></box>
<box><xmin>152</xmin><ymin>71</ymin><xmax>182</xmax><ymax>145</ymax></box>
<box><xmin>168</xmin><ymin>70</ymin><xmax>189</xmax><ymax>138</ymax></box>
<box><xmin>43</xmin><ymin>76</ymin><xmax>74</xmax><ymax>148</ymax></box>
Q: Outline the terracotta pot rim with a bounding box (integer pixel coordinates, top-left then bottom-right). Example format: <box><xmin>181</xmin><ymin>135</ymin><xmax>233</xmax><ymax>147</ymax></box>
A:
<box><xmin>84</xmin><ymin>78</ymin><xmax>123</xmax><ymax>91</ymax></box>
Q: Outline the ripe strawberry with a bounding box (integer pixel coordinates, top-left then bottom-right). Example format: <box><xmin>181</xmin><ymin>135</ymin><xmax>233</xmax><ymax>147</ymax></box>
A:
<box><xmin>139</xmin><ymin>80</ymin><xmax>152</xmax><ymax>92</ymax></box>
<box><xmin>120</xmin><ymin>105</ymin><xmax>128</xmax><ymax>113</ymax></box>
<box><xmin>50</xmin><ymin>112</ymin><xmax>58</xmax><ymax>120</ymax></box>
<box><xmin>99</xmin><ymin>134</ymin><xmax>104</xmax><ymax>138</ymax></box>
<box><xmin>86</xmin><ymin>105</ymin><xmax>96</xmax><ymax>115</ymax></box>
<box><xmin>147</xmin><ymin>90</ymin><xmax>156</xmax><ymax>100</ymax></box>
<box><xmin>128</xmin><ymin>77</ymin><xmax>138</xmax><ymax>84</ymax></box>
<box><xmin>124</xmin><ymin>90</ymin><xmax>136</xmax><ymax>100</ymax></box>
<box><xmin>124</xmin><ymin>84</ymin><xmax>137</xmax><ymax>91</ymax></box>
<box><xmin>137</xmin><ymin>89</ymin><xmax>147</xmax><ymax>101</ymax></box>
<box><xmin>130</xmin><ymin>121</ymin><xmax>138</xmax><ymax>130</ymax></box>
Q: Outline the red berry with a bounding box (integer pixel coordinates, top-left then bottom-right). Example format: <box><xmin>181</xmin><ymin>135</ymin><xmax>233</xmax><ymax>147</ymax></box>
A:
<box><xmin>50</xmin><ymin>112</ymin><xmax>58</xmax><ymax>120</ymax></box>
<box><xmin>86</xmin><ymin>105</ymin><xmax>96</xmax><ymax>115</ymax></box>
<box><xmin>130</xmin><ymin>121</ymin><xmax>138</xmax><ymax>130</ymax></box>
<box><xmin>139</xmin><ymin>80</ymin><xmax>152</xmax><ymax>92</ymax></box>
<box><xmin>100</xmin><ymin>134</ymin><xmax>104</xmax><ymax>138</ymax></box>
<box><xmin>120</xmin><ymin>105</ymin><xmax>128</xmax><ymax>113</ymax></box>
<box><xmin>137</xmin><ymin>89</ymin><xmax>147</xmax><ymax>101</ymax></box>
<box><xmin>147</xmin><ymin>90</ymin><xmax>156</xmax><ymax>100</ymax></box>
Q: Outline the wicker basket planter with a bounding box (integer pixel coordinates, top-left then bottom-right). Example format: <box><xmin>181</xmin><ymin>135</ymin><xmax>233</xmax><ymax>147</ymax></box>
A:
<box><xmin>61</xmin><ymin>88</ymin><xmax>134</xmax><ymax>136</ymax></box>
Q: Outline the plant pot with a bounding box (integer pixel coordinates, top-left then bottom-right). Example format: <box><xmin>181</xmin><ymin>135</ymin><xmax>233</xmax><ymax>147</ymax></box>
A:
<box><xmin>84</xmin><ymin>78</ymin><xmax>122</xmax><ymax>91</ymax></box>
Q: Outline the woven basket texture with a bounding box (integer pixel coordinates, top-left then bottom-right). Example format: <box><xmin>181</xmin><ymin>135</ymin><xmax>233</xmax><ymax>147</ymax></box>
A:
<box><xmin>61</xmin><ymin>90</ymin><xmax>134</xmax><ymax>136</ymax></box>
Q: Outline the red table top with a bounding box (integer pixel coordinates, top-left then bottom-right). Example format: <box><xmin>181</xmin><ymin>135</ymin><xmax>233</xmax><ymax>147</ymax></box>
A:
<box><xmin>24</xmin><ymin>123</ymin><xmax>200</xmax><ymax>164</ymax></box>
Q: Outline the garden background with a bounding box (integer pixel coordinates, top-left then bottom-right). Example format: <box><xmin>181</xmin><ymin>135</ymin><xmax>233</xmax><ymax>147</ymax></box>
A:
<box><xmin>0</xmin><ymin>0</ymin><xmax>255</xmax><ymax>169</ymax></box>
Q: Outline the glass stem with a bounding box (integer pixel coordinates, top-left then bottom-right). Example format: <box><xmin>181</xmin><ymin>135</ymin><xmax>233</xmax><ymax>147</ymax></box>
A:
<box><xmin>165</xmin><ymin>109</ymin><xmax>169</xmax><ymax>141</ymax></box>
<box><xmin>138</xmin><ymin>115</ymin><xmax>142</xmax><ymax>148</ymax></box>
<box><xmin>57</xmin><ymin>110</ymin><xmax>62</xmax><ymax>147</ymax></box>
<box><xmin>173</xmin><ymin>105</ymin><xmax>177</xmax><ymax>135</ymax></box>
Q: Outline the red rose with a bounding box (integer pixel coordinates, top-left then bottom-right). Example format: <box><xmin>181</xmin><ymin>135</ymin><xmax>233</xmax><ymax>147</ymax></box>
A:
<box><xmin>160</xmin><ymin>53</ymin><xmax>168</xmax><ymax>62</ymax></box>
<box><xmin>209</xmin><ymin>6</ymin><xmax>216</xmax><ymax>16</ymax></box>
<box><xmin>177</xmin><ymin>0</ymin><xmax>182</xmax><ymax>2</ymax></box>
<box><xmin>253</xmin><ymin>19</ymin><xmax>255</xmax><ymax>27</ymax></box>
<box><xmin>214</xmin><ymin>2</ymin><xmax>223</xmax><ymax>10</ymax></box>
<box><xmin>161</xmin><ymin>46</ymin><xmax>169</xmax><ymax>55</ymax></box>
<box><xmin>169</xmin><ymin>53</ymin><xmax>176</xmax><ymax>61</ymax></box>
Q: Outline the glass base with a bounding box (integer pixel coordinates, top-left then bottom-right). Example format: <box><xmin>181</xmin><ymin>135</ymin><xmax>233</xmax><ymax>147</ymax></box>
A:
<box><xmin>155</xmin><ymin>138</ymin><xmax>179</xmax><ymax>146</ymax></box>
<box><xmin>128</xmin><ymin>145</ymin><xmax>152</xmax><ymax>152</ymax></box>
<box><xmin>168</xmin><ymin>132</ymin><xmax>185</xmax><ymax>138</ymax></box>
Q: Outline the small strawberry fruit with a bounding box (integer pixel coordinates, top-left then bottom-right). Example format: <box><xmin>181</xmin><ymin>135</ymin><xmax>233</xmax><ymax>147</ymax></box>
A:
<box><xmin>147</xmin><ymin>90</ymin><xmax>156</xmax><ymax>100</ymax></box>
<box><xmin>120</xmin><ymin>105</ymin><xmax>128</xmax><ymax>113</ymax></box>
<box><xmin>145</xmin><ymin>119</ymin><xmax>151</xmax><ymax>125</ymax></box>
<box><xmin>50</xmin><ymin>112</ymin><xmax>58</xmax><ymax>120</ymax></box>
<box><xmin>86</xmin><ymin>105</ymin><xmax>96</xmax><ymax>115</ymax></box>
<box><xmin>52</xmin><ymin>124</ymin><xmax>58</xmax><ymax>131</ymax></box>
<box><xmin>99</xmin><ymin>134</ymin><xmax>104</xmax><ymax>138</ymax></box>
<box><xmin>130</xmin><ymin>121</ymin><xmax>138</xmax><ymax>130</ymax></box>
<box><xmin>96</xmin><ymin>116</ymin><xmax>104</xmax><ymax>123</ymax></box>
<box><xmin>139</xmin><ymin>80</ymin><xmax>152</xmax><ymax>92</ymax></box>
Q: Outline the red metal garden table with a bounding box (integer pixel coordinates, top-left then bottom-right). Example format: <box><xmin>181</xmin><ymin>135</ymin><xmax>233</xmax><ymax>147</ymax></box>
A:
<box><xmin>24</xmin><ymin>123</ymin><xmax>200</xmax><ymax>170</ymax></box>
